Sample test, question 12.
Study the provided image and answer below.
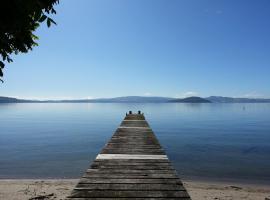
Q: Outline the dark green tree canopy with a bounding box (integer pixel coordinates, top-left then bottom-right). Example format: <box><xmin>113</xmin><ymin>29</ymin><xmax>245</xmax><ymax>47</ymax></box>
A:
<box><xmin>0</xmin><ymin>0</ymin><xmax>59</xmax><ymax>82</ymax></box>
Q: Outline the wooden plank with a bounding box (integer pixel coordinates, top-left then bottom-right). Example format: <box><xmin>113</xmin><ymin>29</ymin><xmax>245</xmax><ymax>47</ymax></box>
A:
<box><xmin>75</xmin><ymin>183</ymin><xmax>186</xmax><ymax>191</ymax></box>
<box><xmin>70</xmin><ymin>190</ymin><xmax>190</xmax><ymax>198</ymax></box>
<box><xmin>118</xmin><ymin>126</ymin><xmax>152</xmax><ymax>129</ymax></box>
<box><xmin>82</xmin><ymin>173</ymin><xmax>178</xmax><ymax>179</ymax></box>
<box><xmin>91</xmin><ymin>166</ymin><xmax>174</xmax><ymax>170</ymax></box>
<box><xmin>78</xmin><ymin>178</ymin><xmax>183</xmax><ymax>184</ymax></box>
<box><xmin>100</xmin><ymin>150</ymin><xmax>165</xmax><ymax>155</ymax></box>
<box><xmin>104</xmin><ymin>144</ymin><xmax>163</xmax><ymax>148</ymax></box>
<box><xmin>91</xmin><ymin>161</ymin><xmax>174</xmax><ymax>170</ymax></box>
<box><xmin>93</xmin><ymin>159</ymin><xmax>171</xmax><ymax>163</ymax></box>
<box><xmin>122</xmin><ymin>119</ymin><xmax>146</xmax><ymax>121</ymax></box>
<box><xmin>69</xmin><ymin>198</ymin><xmax>191</xmax><ymax>200</ymax></box>
<box><xmin>96</xmin><ymin>154</ymin><xmax>168</xmax><ymax>160</ymax></box>
<box><xmin>120</xmin><ymin>121</ymin><xmax>150</xmax><ymax>127</ymax></box>
<box><xmin>86</xmin><ymin>169</ymin><xmax>177</xmax><ymax>174</ymax></box>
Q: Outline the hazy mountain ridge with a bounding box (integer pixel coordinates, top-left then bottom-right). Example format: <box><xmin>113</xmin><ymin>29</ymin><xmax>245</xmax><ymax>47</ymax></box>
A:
<box><xmin>169</xmin><ymin>96</ymin><xmax>211</xmax><ymax>103</ymax></box>
<box><xmin>1</xmin><ymin>96</ymin><xmax>270</xmax><ymax>103</ymax></box>
<box><xmin>0</xmin><ymin>96</ymin><xmax>174</xmax><ymax>103</ymax></box>
<box><xmin>206</xmin><ymin>96</ymin><xmax>270</xmax><ymax>103</ymax></box>
<box><xmin>0</xmin><ymin>96</ymin><xmax>36</xmax><ymax>103</ymax></box>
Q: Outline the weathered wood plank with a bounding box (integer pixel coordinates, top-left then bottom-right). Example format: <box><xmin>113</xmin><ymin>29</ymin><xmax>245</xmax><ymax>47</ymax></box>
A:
<box><xmin>120</xmin><ymin>121</ymin><xmax>150</xmax><ymax>127</ymax></box>
<box><xmin>69</xmin><ymin>190</ymin><xmax>190</xmax><ymax>198</ymax></box>
<box><xmin>69</xmin><ymin>198</ymin><xmax>191</xmax><ymax>200</ymax></box>
<box><xmin>101</xmin><ymin>149</ymin><xmax>165</xmax><ymax>155</ymax></box>
<box><xmin>91</xmin><ymin>165</ymin><xmax>174</xmax><ymax>170</ymax></box>
<box><xmin>75</xmin><ymin>183</ymin><xmax>186</xmax><ymax>191</ymax></box>
<box><xmin>86</xmin><ymin>169</ymin><xmax>177</xmax><ymax>174</ymax></box>
<box><xmin>78</xmin><ymin>178</ymin><xmax>183</xmax><ymax>184</ymax></box>
<box><xmin>82</xmin><ymin>173</ymin><xmax>178</xmax><ymax>179</ymax></box>
<box><xmin>96</xmin><ymin>154</ymin><xmax>168</xmax><ymax>160</ymax></box>
<box><xmin>118</xmin><ymin>126</ymin><xmax>152</xmax><ymax>130</ymax></box>
<box><xmin>93</xmin><ymin>159</ymin><xmax>171</xmax><ymax>163</ymax></box>
<box><xmin>104</xmin><ymin>144</ymin><xmax>163</xmax><ymax>148</ymax></box>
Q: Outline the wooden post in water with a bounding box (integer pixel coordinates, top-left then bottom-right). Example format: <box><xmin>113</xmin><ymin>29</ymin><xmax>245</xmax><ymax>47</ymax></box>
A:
<box><xmin>67</xmin><ymin>112</ymin><xmax>191</xmax><ymax>199</ymax></box>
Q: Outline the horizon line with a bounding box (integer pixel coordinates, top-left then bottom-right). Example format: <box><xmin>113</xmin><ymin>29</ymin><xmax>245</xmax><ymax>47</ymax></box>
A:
<box><xmin>1</xmin><ymin>95</ymin><xmax>270</xmax><ymax>101</ymax></box>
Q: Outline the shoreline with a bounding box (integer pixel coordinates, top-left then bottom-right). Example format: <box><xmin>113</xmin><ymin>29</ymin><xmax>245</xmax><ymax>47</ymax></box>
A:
<box><xmin>0</xmin><ymin>179</ymin><xmax>269</xmax><ymax>200</ymax></box>
<box><xmin>2</xmin><ymin>176</ymin><xmax>270</xmax><ymax>187</ymax></box>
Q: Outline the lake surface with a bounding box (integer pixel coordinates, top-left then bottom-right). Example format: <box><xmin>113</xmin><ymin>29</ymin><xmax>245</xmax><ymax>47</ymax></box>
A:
<box><xmin>0</xmin><ymin>103</ymin><xmax>270</xmax><ymax>184</ymax></box>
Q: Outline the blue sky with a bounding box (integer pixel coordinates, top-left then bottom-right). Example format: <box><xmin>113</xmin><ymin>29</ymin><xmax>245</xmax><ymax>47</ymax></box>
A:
<box><xmin>1</xmin><ymin>0</ymin><xmax>270</xmax><ymax>99</ymax></box>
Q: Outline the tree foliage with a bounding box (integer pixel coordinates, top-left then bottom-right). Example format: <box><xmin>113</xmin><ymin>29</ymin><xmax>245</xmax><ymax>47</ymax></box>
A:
<box><xmin>0</xmin><ymin>0</ymin><xmax>59</xmax><ymax>82</ymax></box>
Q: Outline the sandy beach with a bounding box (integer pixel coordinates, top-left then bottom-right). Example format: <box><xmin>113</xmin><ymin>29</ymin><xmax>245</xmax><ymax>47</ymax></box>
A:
<box><xmin>184</xmin><ymin>180</ymin><xmax>270</xmax><ymax>200</ymax></box>
<box><xmin>0</xmin><ymin>179</ymin><xmax>269</xmax><ymax>200</ymax></box>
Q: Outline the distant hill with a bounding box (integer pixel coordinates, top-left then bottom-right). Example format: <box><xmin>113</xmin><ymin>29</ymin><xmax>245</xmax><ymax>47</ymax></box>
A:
<box><xmin>206</xmin><ymin>96</ymin><xmax>270</xmax><ymax>103</ymax></box>
<box><xmin>0</xmin><ymin>96</ymin><xmax>37</xmax><ymax>103</ymax></box>
<box><xmin>169</xmin><ymin>96</ymin><xmax>211</xmax><ymax>103</ymax></box>
<box><xmin>0</xmin><ymin>96</ymin><xmax>174</xmax><ymax>103</ymax></box>
<box><xmin>1</xmin><ymin>95</ymin><xmax>270</xmax><ymax>103</ymax></box>
<box><xmin>0</xmin><ymin>96</ymin><xmax>20</xmax><ymax>103</ymax></box>
<box><xmin>59</xmin><ymin>96</ymin><xmax>175</xmax><ymax>103</ymax></box>
<box><xmin>98</xmin><ymin>96</ymin><xmax>175</xmax><ymax>103</ymax></box>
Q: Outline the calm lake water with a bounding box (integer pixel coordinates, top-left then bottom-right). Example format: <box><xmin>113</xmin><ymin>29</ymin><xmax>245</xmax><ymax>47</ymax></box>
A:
<box><xmin>0</xmin><ymin>103</ymin><xmax>270</xmax><ymax>183</ymax></box>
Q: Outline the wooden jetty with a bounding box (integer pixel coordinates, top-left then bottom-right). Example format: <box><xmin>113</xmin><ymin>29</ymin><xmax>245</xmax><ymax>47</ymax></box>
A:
<box><xmin>67</xmin><ymin>111</ymin><xmax>191</xmax><ymax>199</ymax></box>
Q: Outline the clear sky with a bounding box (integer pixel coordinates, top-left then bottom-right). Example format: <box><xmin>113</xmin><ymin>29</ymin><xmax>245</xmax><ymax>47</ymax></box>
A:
<box><xmin>1</xmin><ymin>0</ymin><xmax>270</xmax><ymax>99</ymax></box>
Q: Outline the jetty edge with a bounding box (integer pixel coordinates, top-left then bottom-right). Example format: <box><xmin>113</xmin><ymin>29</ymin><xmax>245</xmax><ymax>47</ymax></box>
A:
<box><xmin>67</xmin><ymin>111</ymin><xmax>191</xmax><ymax>199</ymax></box>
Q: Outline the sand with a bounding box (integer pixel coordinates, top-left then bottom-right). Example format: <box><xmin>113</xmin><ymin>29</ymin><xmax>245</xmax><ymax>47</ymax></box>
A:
<box><xmin>0</xmin><ymin>179</ymin><xmax>76</xmax><ymax>200</ymax></box>
<box><xmin>184</xmin><ymin>180</ymin><xmax>270</xmax><ymax>200</ymax></box>
<box><xmin>0</xmin><ymin>179</ymin><xmax>269</xmax><ymax>200</ymax></box>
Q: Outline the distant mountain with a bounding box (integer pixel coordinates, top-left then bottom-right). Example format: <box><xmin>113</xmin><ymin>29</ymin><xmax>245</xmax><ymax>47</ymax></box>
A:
<box><xmin>169</xmin><ymin>96</ymin><xmax>211</xmax><ymax>103</ymax></box>
<box><xmin>0</xmin><ymin>96</ymin><xmax>174</xmax><ymax>103</ymax></box>
<box><xmin>0</xmin><ymin>96</ymin><xmax>20</xmax><ymax>103</ymax></box>
<box><xmin>1</xmin><ymin>95</ymin><xmax>270</xmax><ymax>103</ymax></box>
<box><xmin>0</xmin><ymin>96</ymin><xmax>38</xmax><ymax>103</ymax></box>
<box><xmin>96</xmin><ymin>96</ymin><xmax>175</xmax><ymax>103</ymax></box>
<box><xmin>206</xmin><ymin>96</ymin><xmax>270</xmax><ymax>103</ymax></box>
<box><xmin>60</xmin><ymin>96</ymin><xmax>175</xmax><ymax>103</ymax></box>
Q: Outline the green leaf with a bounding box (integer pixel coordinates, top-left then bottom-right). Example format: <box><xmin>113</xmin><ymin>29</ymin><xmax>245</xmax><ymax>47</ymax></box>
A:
<box><xmin>0</xmin><ymin>68</ymin><xmax>3</xmax><ymax>77</ymax></box>
<box><xmin>49</xmin><ymin>18</ymin><xmax>57</xmax><ymax>25</ymax></box>
<box><xmin>51</xmin><ymin>8</ymin><xmax>56</xmax><ymax>14</ymax></box>
<box><xmin>34</xmin><ymin>10</ymin><xmax>42</xmax><ymax>21</ymax></box>
<box><xmin>31</xmin><ymin>34</ymin><xmax>39</xmax><ymax>40</ymax></box>
<box><xmin>47</xmin><ymin>18</ymin><xmax>57</xmax><ymax>27</ymax></box>
<box><xmin>0</xmin><ymin>61</ymin><xmax>4</xmax><ymax>69</ymax></box>
<box><xmin>7</xmin><ymin>57</ymin><xmax>13</xmax><ymax>63</ymax></box>
<box><xmin>47</xmin><ymin>18</ymin><xmax>51</xmax><ymax>27</ymax></box>
<box><xmin>39</xmin><ymin>14</ymin><xmax>47</xmax><ymax>23</ymax></box>
<box><xmin>33</xmin><ymin>42</ymin><xmax>39</xmax><ymax>47</ymax></box>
